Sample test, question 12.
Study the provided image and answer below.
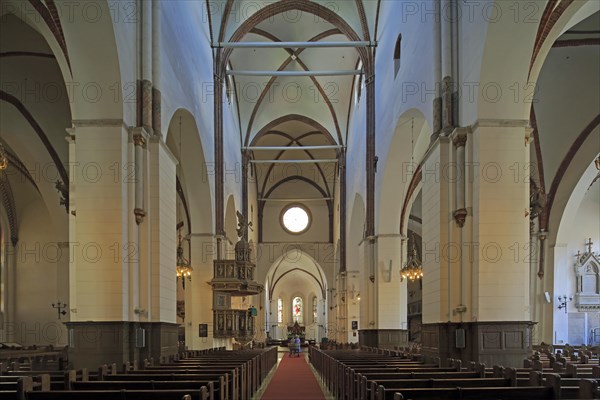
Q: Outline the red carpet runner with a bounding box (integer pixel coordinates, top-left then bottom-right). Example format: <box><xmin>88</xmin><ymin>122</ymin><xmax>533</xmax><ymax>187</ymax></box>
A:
<box><xmin>260</xmin><ymin>354</ymin><xmax>325</xmax><ymax>399</ymax></box>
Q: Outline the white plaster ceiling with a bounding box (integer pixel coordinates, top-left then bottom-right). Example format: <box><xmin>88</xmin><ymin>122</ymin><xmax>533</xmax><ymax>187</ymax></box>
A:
<box><xmin>209</xmin><ymin>0</ymin><xmax>380</xmax><ymax>203</ymax></box>
<box><xmin>533</xmin><ymin>11</ymin><xmax>600</xmax><ymax>194</ymax></box>
<box><xmin>0</xmin><ymin>13</ymin><xmax>72</xmax><ymax>231</ymax></box>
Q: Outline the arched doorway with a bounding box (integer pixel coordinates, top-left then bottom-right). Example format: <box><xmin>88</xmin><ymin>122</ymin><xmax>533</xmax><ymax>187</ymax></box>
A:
<box><xmin>265</xmin><ymin>250</ymin><xmax>327</xmax><ymax>343</ymax></box>
<box><xmin>165</xmin><ymin>109</ymin><xmax>214</xmax><ymax>350</ymax></box>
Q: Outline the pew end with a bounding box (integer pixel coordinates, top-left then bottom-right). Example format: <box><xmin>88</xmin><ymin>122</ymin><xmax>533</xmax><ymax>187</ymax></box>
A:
<box><xmin>543</xmin><ymin>373</ymin><xmax>562</xmax><ymax>399</ymax></box>
<box><xmin>16</xmin><ymin>376</ymin><xmax>33</xmax><ymax>400</ymax></box>
<box><xmin>579</xmin><ymin>378</ymin><xmax>599</xmax><ymax>400</ymax></box>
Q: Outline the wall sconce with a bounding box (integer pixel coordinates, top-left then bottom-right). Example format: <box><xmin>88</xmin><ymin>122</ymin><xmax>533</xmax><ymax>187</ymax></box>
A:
<box><xmin>557</xmin><ymin>295</ymin><xmax>572</xmax><ymax>313</ymax></box>
<box><xmin>51</xmin><ymin>302</ymin><xmax>68</xmax><ymax>319</ymax></box>
<box><xmin>134</xmin><ymin>308</ymin><xmax>148</xmax><ymax>317</ymax></box>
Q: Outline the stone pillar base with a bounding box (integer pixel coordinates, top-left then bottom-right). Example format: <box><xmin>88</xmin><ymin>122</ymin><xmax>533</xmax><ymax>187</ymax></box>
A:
<box><xmin>421</xmin><ymin>321</ymin><xmax>535</xmax><ymax>368</ymax></box>
<box><xmin>65</xmin><ymin>322</ymin><xmax>179</xmax><ymax>370</ymax></box>
<box><xmin>359</xmin><ymin>329</ymin><xmax>409</xmax><ymax>349</ymax></box>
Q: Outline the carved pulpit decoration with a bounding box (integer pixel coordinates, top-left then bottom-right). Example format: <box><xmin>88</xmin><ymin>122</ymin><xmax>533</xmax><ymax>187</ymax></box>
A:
<box><xmin>574</xmin><ymin>238</ymin><xmax>600</xmax><ymax>312</ymax></box>
<box><xmin>235</xmin><ymin>211</ymin><xmax>253</xmax><ymax>262</ymax></box>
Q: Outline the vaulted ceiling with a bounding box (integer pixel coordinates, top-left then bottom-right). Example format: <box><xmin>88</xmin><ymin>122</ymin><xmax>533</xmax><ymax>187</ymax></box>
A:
<box><xmin>208</xmin><ymin>0</ymin><xmax>380</xmax><ymax>204</ymax></box>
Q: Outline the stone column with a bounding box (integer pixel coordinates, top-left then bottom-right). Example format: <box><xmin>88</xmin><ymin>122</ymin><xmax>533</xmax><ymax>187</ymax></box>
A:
<box><xmin>421</xmin><ymin>136</ymin><xmax>452</xmax><ymax>325</ymax></box>
<box><xmin>359</xmin><ymin>235</ymin><xmax>408</xmax><ymax>348</ymax></box>
<box><xmin>365</xmin><ymin>72</ymin><xmax>376</xmax><ymax>239</ymax></box>
<box><xmin>66</xmin><ymin>120</ymin><xmax>134</xmax><ymax>369</ymax></box>
<box><xmin>2</xmin><ymin>240</ymin><xmax>16</xmax><ymax>342</ymax></box>
<box><xmin>420</xmin><ymin>123</ymin><xmax>533</xmax><ymax>367</ymax></box>
<box><xmin>470</xmin><ymin>123</ymin><xmax>530</xmax><ymax>322</ymax></box>
<box><xmin>66</xmin><ymin>122</ymin><xmax>178</xmax><ymax>368</ymax></box>
<box><xmin>139</xmin><ymin>135</ymin><xmax>179</xmax><ymax>362</ymax></box>
<box><xmin>432</xmin><ymin>0</ymin><xmax>442</xmax><ymax>140</ymax></box>
<box><xmin>140</xmin><ymin>0</ymin><xmax>153</xmax><ymax>132</ymax></box>
<box><xmin>340</xmin><ymin>150</ymin><xmax>347</xmax><ymax>272</ymax></box>
<box><xmin>147</xmin><ymin>135</ymin><xmax>177</xmax><ymax>323</ymax></box>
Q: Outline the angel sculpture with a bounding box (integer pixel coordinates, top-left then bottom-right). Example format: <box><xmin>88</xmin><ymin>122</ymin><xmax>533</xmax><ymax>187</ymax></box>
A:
<box><xmin>235</xmin><ymin>211</ymin><xmax>253</xmax><ymax>261</ymax></box>
<box><xmin>236</xmin><ymin>211</ymin><xmax>253</xmax><ymax>238</ymax></box>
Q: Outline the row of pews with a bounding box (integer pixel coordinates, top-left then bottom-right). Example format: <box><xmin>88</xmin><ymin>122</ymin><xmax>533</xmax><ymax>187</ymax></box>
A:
<box><xmin>1</xmin><ymin>346</ymin><xmax>277</xmax><ymax>400</ymax></box>
<box><xmin>0</xmin><ymin>346</ymin><xmax>67</xmax><ymax>373</ymax></box>
<box><xmin>308</xmin><ymin>345</ymin><xmax>600</xmax><ymax>399</ymax></box>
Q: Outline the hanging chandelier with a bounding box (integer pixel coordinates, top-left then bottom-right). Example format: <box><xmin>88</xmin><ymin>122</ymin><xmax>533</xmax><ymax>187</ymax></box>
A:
<box><xmin>176</xmin><ymin>233</ymin><xmax>193</xmax><ymax>279</ymax></box>
<box><xmin>0</xmin><ymin>143</ymin><xmax>8</xmax><ymax>171</ymax></box>
<box><xmin>400</xmin><ymin>234</ymin><xmax>423</xmax><ymax>282</ymax></box>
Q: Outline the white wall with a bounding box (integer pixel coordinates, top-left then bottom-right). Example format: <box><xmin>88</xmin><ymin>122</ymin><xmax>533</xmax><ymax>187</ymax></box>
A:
<box><xmin>553</xmin><ymin>183</ymin><xmax>600</xmax><ymax>344</ymax></box>
<box><xmin>15</xmin><ymin>202</ymin><xmax>68</xmax><ymax>345</ymax></box>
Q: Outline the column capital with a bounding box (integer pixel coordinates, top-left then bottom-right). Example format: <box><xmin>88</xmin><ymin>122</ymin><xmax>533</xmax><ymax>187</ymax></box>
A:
<box><xmin>470</xmin><ymin>118</ymin><xmax>530</xmax><ymax>130</ymax></box>
<box><xmin>450</xmin><ymin>126</ymin><xmax>470</xmax><ymax>148</ymax></box>
<box><xmin>214</xmin><ymin>74</ymin><xmax>225</xmax><ymax>86</ymax></box>
<box><xmin>65</xmin><ymin>131</ymin><xmax>76</xmax><ymax>143</ymax></box>
<box><xmin>71</xmin><ymin>119</ymin><xmax>129</xmax><ymax>129</ymax></box>
<box><xmin>132</xmin><ymin>127</ymin><xmax>151</xmax><ymax>148</ymax></box>
<box><xmin>524</xmin><ymin>126</ymin><xmax>534</xmax><ymax>146</ymax></box>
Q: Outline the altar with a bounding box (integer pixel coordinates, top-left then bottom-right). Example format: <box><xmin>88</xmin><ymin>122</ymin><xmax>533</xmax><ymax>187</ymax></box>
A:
<box><xmin>287</xmin><ymin>322</ymin><xmax>306</xmax><ymax>340</ymax></box>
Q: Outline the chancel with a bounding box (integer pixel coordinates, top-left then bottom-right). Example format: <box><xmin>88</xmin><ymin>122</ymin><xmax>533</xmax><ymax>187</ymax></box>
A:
<box><xmin>0</xmin><ymin>1</ymin><xmax>599</xmax><ymax>399</ymax></box>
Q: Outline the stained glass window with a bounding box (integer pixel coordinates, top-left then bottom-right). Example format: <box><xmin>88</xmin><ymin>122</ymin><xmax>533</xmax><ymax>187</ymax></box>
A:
<box><xmin>313</xmin><ymin>296</ymin><xmax>318</xmax><ymax>323</ymax></box>
<box><xmin>277</xmin><ymin>298</ymin><xmax>283</xmax><ymax>323</ymax></box>
<box><xmin>292</xmin><ymin>297</ymin><xmax>303</xmax><ymax>324</ymax></box>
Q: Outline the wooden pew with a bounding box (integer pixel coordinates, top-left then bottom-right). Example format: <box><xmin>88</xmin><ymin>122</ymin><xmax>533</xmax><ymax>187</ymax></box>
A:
<box><xmin>372</xmin><ymin>377</ymin><xmax>514</xmax><ymax>389</ymax></box>
<box><xmin>22</xmin><ymin>388</ymin><xmax>209</xmax><ymax>400</ymax></box>
<box><xmin>389</xmin><ymin>386</ymin><xmax>556</xmax><ymax>400</ymax></box>
<box><xmin>106</xmin><ymin>373</ymin><xmax>229</xmax><ymax>399</ymax></box>
<box><xmin>70</xmin><ymin>380</ymin><xmax>217</xmax><ymax>399</ymax></box>
<box><xmin>310</xmin><ymin>346</ymin><xmax>596</xmax><ymax>400</ymax></box>
<box><xmin>147</xmin><ymin>347</ymin><xmax>277</xmax><ymax>400</ymax></box>
<box><xmin>578</xmin><ymin>379</ymin><xmax>600</xmax><ymax>399</ymax></box>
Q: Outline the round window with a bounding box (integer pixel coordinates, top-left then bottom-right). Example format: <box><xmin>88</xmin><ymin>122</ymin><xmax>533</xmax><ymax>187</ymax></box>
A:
<box><xmin>281</xmin><ymin>205</ymin><xmax>311</xmax><ymax>234</ymax></box>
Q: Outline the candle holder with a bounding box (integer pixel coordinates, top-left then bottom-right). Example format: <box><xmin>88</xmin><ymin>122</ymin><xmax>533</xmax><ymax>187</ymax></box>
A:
<box><xmin>557</xmin><ymin>295</ymin><xmax>572</xmax><ymax>313</ymax></box>
<box><xmin>51</xmin><ymin>302</ymin><xmax>68</xmax><ymax>319</ymax></box>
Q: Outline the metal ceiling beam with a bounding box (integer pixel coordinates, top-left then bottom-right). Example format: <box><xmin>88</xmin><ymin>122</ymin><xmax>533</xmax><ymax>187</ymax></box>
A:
<box><xmin>226</xmin><ymin>70</ymin><xmax>362</xmax><ymax>77</ymax></box>
<box><xmin>250</xmin><ymin>159</ymin><xmax>338</xmax><ymax>164</ymax></box>
<box><xmin>214</xmin><ymin>41</ymin><xmax>376</xmax><ymax>48</ymax></box>
<box><xmin>243</xmin><ymin>145</ymin><xmax>343</xmax><ymax>151</ymax></box>
<box><xmin>258</xmin><ymin>198</ymin><xmax>333</xmax><ymax>202</ymax></box>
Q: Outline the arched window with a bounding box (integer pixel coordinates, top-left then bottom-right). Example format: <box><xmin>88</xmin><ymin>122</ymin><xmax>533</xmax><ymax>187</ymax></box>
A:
<box><xmin>292</xmin><ymin>296</ymin><xmax>303</xmax><ymax>324</ymax></box>
<box><xmin>394</xmin><ymin>34</ymin><xmax>402</xmax><ymax>78</ymax></box>
<box><xmin>277</xmin><ymin>298</ymin><xmax>283</xmax><ymax>323</ymax></box>
<box><xmin>312</xmin><ymin>296</ymin><xmax>318</xmax><ymax>323</ymax></box>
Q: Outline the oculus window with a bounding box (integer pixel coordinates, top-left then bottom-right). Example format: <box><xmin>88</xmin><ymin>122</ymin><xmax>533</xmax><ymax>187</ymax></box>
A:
<box><xmin>281</xmin><ymin>205</ymin><xmax>311</xmax><ymax>234</ymax></box>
